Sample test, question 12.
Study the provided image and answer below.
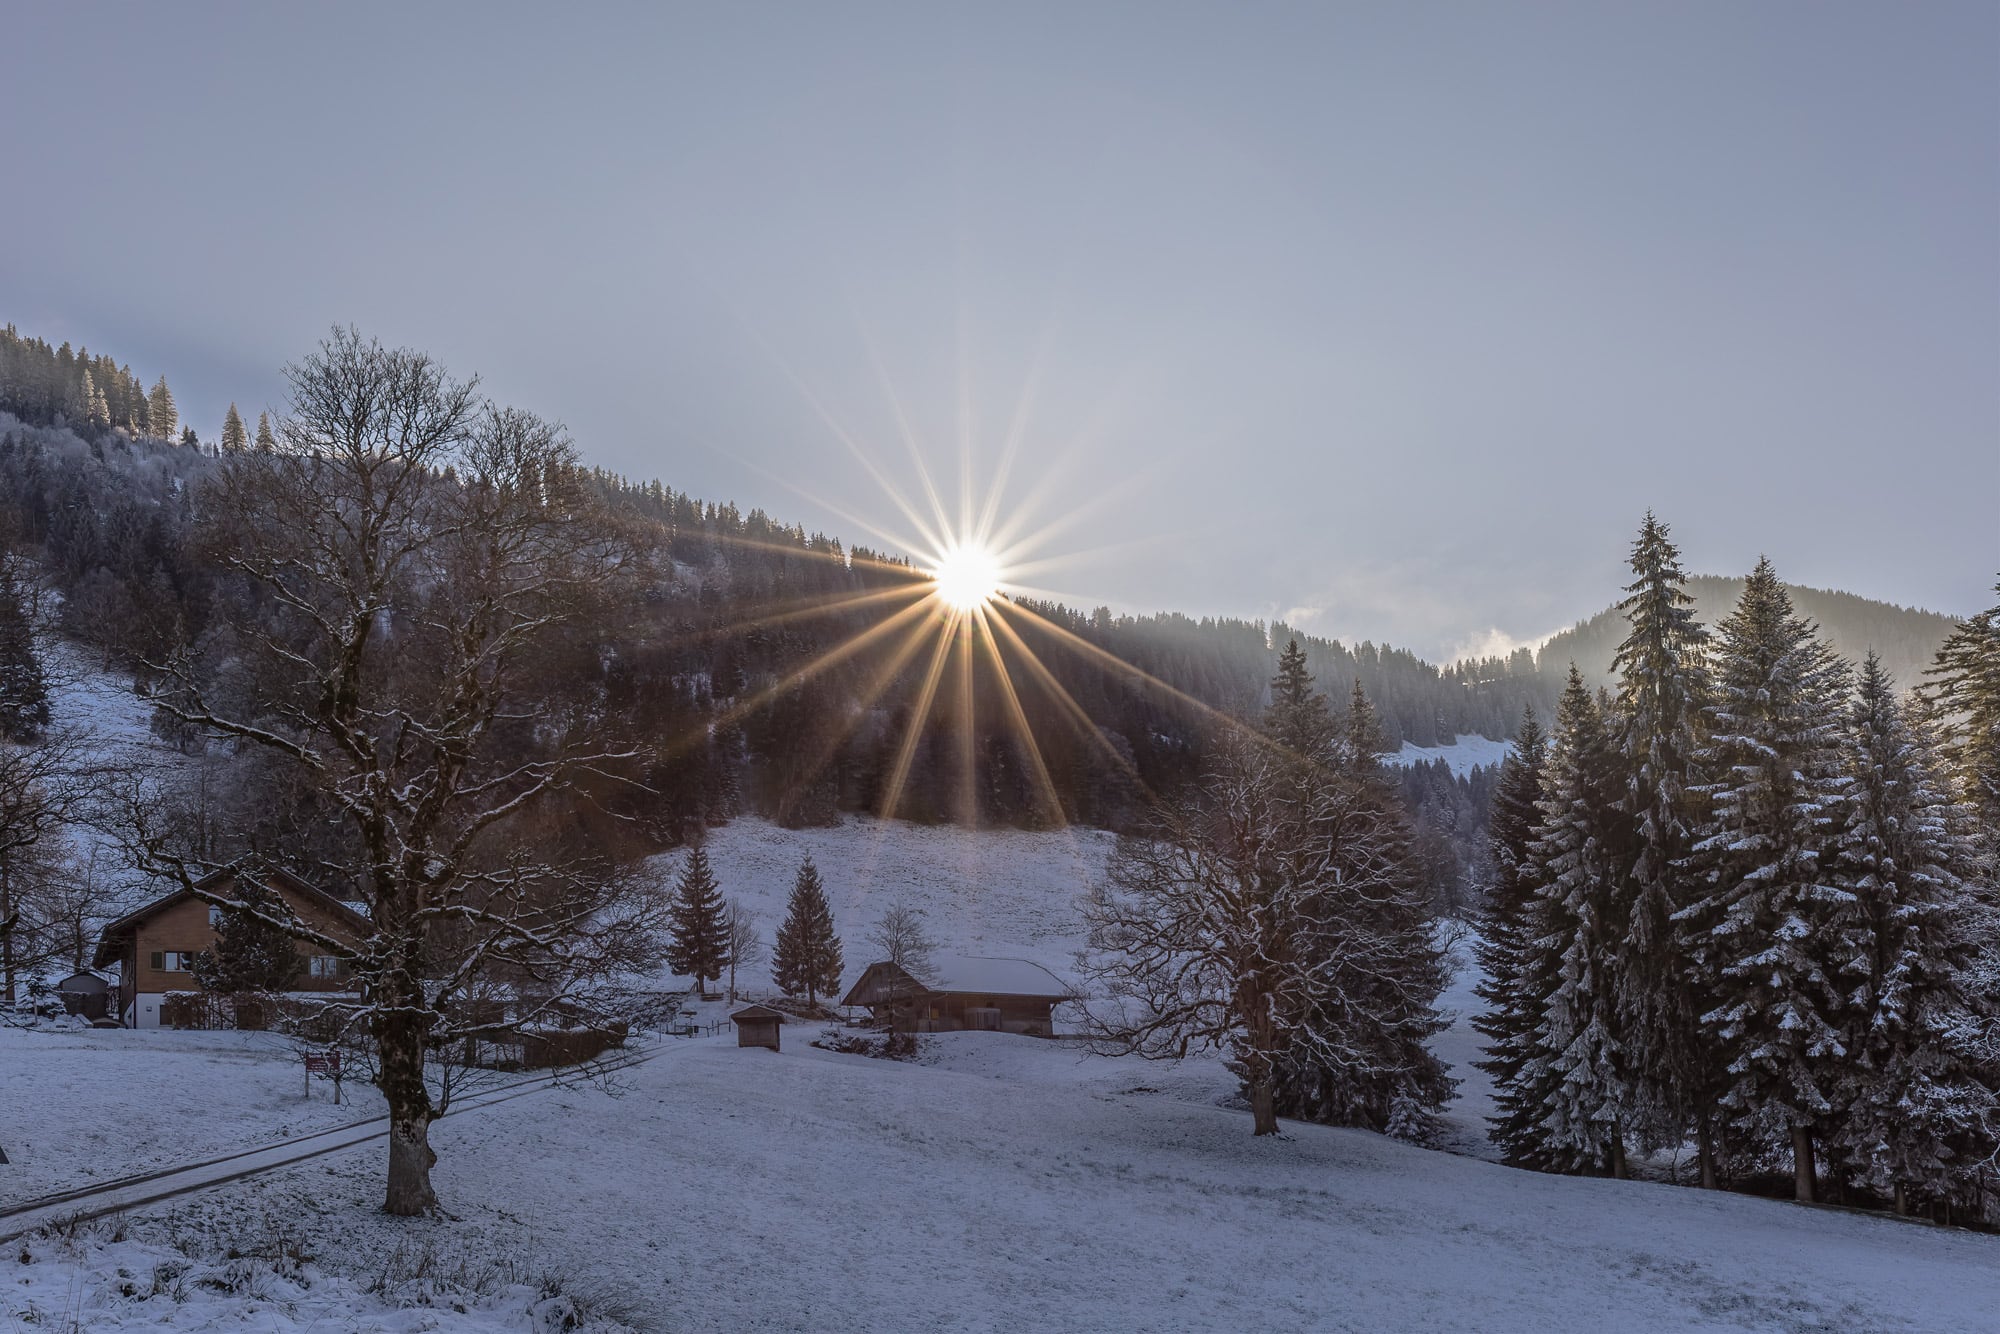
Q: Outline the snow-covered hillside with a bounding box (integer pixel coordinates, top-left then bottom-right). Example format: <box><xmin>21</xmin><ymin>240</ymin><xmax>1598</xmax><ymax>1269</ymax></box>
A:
<box><xmin>1382</xmin><ymin>732</ymin><xmax>1513</xmax><ymax>777</ymax></box>
<box><xmin>660</xmin><ymin>817</ymin><xmax>1118</xmax><ymax>995</ymax></box>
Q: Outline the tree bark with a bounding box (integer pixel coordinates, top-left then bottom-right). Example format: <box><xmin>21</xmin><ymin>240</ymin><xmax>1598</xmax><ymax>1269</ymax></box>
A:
<box><xmin>1696</xmin><ymin>1115</ymin><xmax>1718</xmax><ymax>1190</ymax></box>
<box><xmin>377</xmin><ymin>1006</ymin><xmax>437</xmax><ymax>1217</ymax></box>
<box><xmin>1791</xmin><ymin>1124</ymin><xmax>1817</xmax><ymax>1204</ymax></box>
<box><xmin>1894</xmin><ymin>1182</ymin><xmax>1909</xmax><ymax>1217</ymax></box>
<box><xmin>1250</xmin><ymin>1076</ymin><xmax>1278</xmax><ymax>1136</ymax></box>
<box><xmin>1</xmin><ymin>860</ymin><xmax>15</xmax><ymax>1007</ymax></box>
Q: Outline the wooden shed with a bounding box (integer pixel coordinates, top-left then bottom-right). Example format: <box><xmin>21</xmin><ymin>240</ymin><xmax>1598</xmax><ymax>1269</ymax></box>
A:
<box><xmin>731</xmin><ymin>1004</ymin><xmax>784</xmax><ymax>1051</ymax></box>
<box><xmin>57</xmin><ymin>971</ymin><xmax>112</xmax><ymax>1021</ymax></box>
<box><xmin>841</xmin><ymin>956</ymin><xmax>1074</xmax><ymax>1037</ymax></box>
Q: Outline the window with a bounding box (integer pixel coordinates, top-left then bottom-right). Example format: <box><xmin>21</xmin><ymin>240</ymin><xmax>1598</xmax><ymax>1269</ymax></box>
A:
<box><xmin>151</xmin><ymin>950</ymin><xmax>195</xmax><ymax>972</ymax></box>
<box><xmin>309</xmin><ymin>956</ymin><xmax>346</xmax><ymax>981</ymax></box>
<box><xmin>208</xmin><ymin>906</ymin><xmax>225</xmax><ymax>928</ymax></box>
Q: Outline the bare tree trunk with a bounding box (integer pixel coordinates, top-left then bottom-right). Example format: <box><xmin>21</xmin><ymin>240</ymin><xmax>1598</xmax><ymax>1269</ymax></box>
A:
<box><xmin>1791</xmin><ymin>1124</ymin><xmax>1817</xmax><ymax>1204</ymax></box>
<box><xmin>1250</xmin><ymin>1076</ymin><xmax>1278</xmax><ymax>1136</ymax></box>
<box><xmin>1894</xmin><ymin>1182</ymin><xmax>1909</xmax><ymax>1217</ymax></box>
<box><xmin>1</xmin><ymin>859</ymin><xmax>15</xmax><ymax>1006</ymax></box>
<box><xmin>377</xmin><ymin>1006</ymin><xmax>437</xmax><ymax>1217</ymax></box>
<box><xmin>1696</xmin><ymin>1114</ymin><xmax>1719</xmax><ymax>1190</ymax></box>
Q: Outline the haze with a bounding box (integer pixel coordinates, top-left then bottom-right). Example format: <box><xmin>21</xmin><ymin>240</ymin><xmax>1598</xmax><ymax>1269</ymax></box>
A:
<box><xmin>3</xmin><ymin>3</ymin><xmax>1993</xmax><ymax>660</ymax></box>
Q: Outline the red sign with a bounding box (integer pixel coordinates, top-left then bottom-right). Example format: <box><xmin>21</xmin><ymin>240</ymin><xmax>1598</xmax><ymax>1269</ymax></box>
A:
<box><xmin>304</xmin><ymin>1050</ymin><xmax>341</xmax><ymax>1076</ymax></box>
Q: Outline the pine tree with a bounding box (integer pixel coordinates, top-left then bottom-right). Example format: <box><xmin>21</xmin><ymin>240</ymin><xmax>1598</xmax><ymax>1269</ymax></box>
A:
<box><xmin>771</xmin><ymin>853</ymin><xmax>844</xmax><ymax>1005</ymax></box>
<box><xmin>191</xmin><ymin>884</ymin><xmax>307</xmax><ymax>994</ymax></box>
<box><xmin>1472</xmin><ymin>705</ymin><xmax>1550</xmax><ymax>1163</ymax></box>
<box><xmin>221</xmin><ymin>402</ymin><xmax>248</xmax><ymax>453</ymax></box>
<box><xmin>1340</xmin><ymin>677</ymin><xmax>1386</xmax><ymax>778</ymax></box>
<box><xmin>1519</xmin><ymin>666</ymin><xmax>1632</xmax><ymax>1175</ymax></box>
<box><xmin>0</xmin><ymin>570</ymin><xmax>51</xmax><ymax>743</ymax></box>
<box><xmin>146</xmin><ymin>376</ymin><xmax>177</xmax><ymax>440</ymax></box>
<box><xmin>1679</xmin><ymin>559</ymin><xmax>1854</xmax><ymax>1202</ymax></box>
<box><xmin>1827</xmin><ymin>654</ymin><xmax>1996</xmax><ymax>1212</ymax></box>
<box><xmin>255</xmin><ymin>410</ymin><xmax>277</xmax><ymax>452</ymax></box>
<box><xmin>1608</xmin><ymin>513</ymin><xmax>1715</xmax><ymax>1170</ymax></box>
<box><xmin>1267</xmin><ymin>637</ymin><xmax>1334</xmax><ymax>758</ymax></box>
<box><xmin>666</xmin><ymin>843</ymin><xmax>728</xmax><ymax>995</ymax></box>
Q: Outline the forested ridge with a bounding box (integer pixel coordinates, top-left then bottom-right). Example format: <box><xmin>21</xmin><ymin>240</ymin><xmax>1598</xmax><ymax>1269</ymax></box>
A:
<box><xmin>0</xmin><ymin>321</ymin><xmax>1967</xmax><ymax>870</ymax></box>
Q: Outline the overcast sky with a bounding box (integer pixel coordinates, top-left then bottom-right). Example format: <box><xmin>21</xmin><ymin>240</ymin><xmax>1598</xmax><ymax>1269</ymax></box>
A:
<box><xmin>4</xmin><ymin>3</ymin><xmax>1994</xmax><ymax>660</ymax></box>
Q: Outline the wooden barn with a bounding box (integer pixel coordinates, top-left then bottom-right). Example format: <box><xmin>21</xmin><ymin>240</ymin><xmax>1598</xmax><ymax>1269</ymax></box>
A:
<box><xmin>841</xmin><ymin>956</ymin><xmax>1073</xmax><ymax>1037</ymax></box>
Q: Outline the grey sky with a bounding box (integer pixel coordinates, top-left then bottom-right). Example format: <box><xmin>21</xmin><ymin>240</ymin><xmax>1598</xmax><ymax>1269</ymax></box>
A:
<box><xmin>4</xmin><ymin>3</ymin><xmax>1994</xmax><ymax>660</ymax></box>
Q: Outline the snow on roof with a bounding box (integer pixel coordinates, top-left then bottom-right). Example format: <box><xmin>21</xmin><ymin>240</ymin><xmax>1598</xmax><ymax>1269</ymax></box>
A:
<box><xmin>927</xmin><ymin>955</ymin><xmax>1073</xmax><ymax>999</ymax></box>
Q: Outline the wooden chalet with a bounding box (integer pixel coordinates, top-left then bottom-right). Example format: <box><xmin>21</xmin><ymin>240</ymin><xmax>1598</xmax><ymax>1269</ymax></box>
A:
<box><xmin>92</xmin><ymin>865</ymin><xmax>370</xmax><ymax>1029</ymax></box>
<box><xmin>840</xmin><ymin>955</ymin><xmax>1073</xmax><ymax>1037</ymax></box>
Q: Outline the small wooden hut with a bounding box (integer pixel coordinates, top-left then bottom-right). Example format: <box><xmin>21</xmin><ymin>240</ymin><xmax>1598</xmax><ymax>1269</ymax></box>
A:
<box><xmin>730</xmin><ymin>1004</ymin><xmax>784</xmax><ymax>1051</ymax></box>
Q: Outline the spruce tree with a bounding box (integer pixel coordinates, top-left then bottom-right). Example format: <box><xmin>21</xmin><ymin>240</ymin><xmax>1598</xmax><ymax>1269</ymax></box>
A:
<box><xmin>1267</xmin><ymin>637</ymin><xmax>1334</xmax><ymax>758</ymax></box>
<box><xmin>1472</xmin><ymin>705</ymin><xmax>1550</xmax><ymax>1163</ymax></box>
<box><xmin>221</xmin><ymin>402</ymin><xmax>248</xmax><ymax>453</ymax></box>
<box><xmin>771</xmin><ymin>853</ymin><xmax>844</xmax><ymax>1005</ymax></box>
<box><xmin>0</xmin><ymin>570</ymin><xmax>51</xmax><ymax>743</ymax></box>
<box><xmin>255</xmin><ymin>410</ymin><xmax>277</xmax><ymax>452</ymax></box>
<box><xmin>1608</xmin><ymin>513</ymin><xmax>1715</xmax><ymax>1168</ymax></box>
<box><xmin>1828</xmin><ymin>654</ymin><xmax>1996</xmax><ymax>1212</ymax></box>
<box><xmin>1519</xmin><ymin>666</ymin><xmax>1631</xmax><ymax>1175</ymax></box>
<box><xmin>146</xmin><ymin>375</ymin><xmax>177</xmax><ymax>440</ymax></box>
<box><xmin>1680</xmin><ymin>560</ymin><xmax>1853</xmax><ymax>1202</ymax></box>
<box><xmin>666</xmin><ymin>843</ymin><xmax>728</xmax><ymax>995</ymax></box>
<box><xmin>192</xmin><ymin>885</ymin><xmax>307</xmax><ymax>994</ymax></box>
<box><xmin>1924</xmin><ymin>581</ymin><xmax>2000</xmax><ymax>871</ymax></box>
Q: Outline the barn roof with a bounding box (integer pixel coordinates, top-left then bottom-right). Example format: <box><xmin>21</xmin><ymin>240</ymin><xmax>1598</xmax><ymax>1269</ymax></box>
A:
<box><xmin>839</xmin><ymin>955</ymin><xmax>1073</xmax><ymax>1007</ymax></box>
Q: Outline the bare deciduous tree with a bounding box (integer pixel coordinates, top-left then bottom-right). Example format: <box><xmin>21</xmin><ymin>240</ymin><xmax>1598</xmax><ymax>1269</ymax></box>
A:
<box><xmin>131</xmin><ymin>328</ymin><xmax>664</xmax><ymax>1216</ymax></box>
<box><xmin>0</xmin><ymin>728</ymin><xmax>95</xmax><ymax>1005</ymax></box>
<box><xmin>724</xmin><ymin>898</ymin><xmax>763</xmax><ymax>1003</ymax></box>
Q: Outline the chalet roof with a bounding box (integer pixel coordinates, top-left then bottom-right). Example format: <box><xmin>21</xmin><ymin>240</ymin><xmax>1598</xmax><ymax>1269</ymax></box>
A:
<box><xmin>730</xmin><ymin>1005</ymin><xmax>786</xmax><ymax>1023</ymax></box>
<box><xmin>91</xmin><ymin>865</ymin><xmax>371</xmax><ymax>970</ymax></box>
<box><xmin>839</xmin><ymin>955</ymin><xmax>1073</xmax><ymax>1008</ymax></box>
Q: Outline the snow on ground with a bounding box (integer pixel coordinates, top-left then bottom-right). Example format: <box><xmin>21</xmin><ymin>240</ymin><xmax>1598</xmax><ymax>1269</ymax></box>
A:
<box><xmin>1382</xmin><ymin>732</ymin><xmax>1513</xmax><ymax>777</ymax></box>
<box><xmin>55</xmin><ymin>1030</ymin><xmax>2000</xmax><ymax>1334</ymax></box>
<box><xmin>664</xmin><ymin>816</ymin><xmax>1118</xmax><ymax>996</ymax></box>
<box><xmin>0</xmin><ymin>1024</ymin><xmax>384</xmax><ymax>1206</ymax></box>
<box><xmin>5</xmin><ymin>1223</ymin><xmax>621</xmax><ymax>1332</ymax></box>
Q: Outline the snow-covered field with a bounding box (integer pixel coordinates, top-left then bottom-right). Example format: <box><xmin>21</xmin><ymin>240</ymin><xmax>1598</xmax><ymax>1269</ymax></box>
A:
<box><xmin>11</xmin><ymin>1027</ymin><xmax>1993</xmax><ymax>1333</ymax></box>
<box><xmin>7</xmin><ymin>816</ymin><xmax>1997</xmax><ymax>1331</ymax></box>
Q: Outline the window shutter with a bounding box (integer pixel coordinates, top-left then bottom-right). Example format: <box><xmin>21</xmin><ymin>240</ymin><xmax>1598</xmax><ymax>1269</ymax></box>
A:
<box><xmin>150</xmin><ymin>952</ymin><xmax>163</xmax><ymax>970</ymax></box>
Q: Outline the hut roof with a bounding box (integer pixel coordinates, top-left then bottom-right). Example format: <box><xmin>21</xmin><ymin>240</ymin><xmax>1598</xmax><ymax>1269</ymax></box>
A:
<box><xmin>730</xmin><ymin>1004</ymin><xmax>786</xmax><ymax>1023</ymax></box>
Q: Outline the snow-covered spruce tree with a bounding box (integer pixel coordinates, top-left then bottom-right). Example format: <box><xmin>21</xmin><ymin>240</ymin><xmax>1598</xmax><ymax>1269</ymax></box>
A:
<box><xmin>1678</xmin><ymin>560</ymin><xmax>1853</xmax><ymax>1203</ymax></box>
<box><xmin>771</xmin><ymin>853</ymin><xmax>843</xmax><ymax>1005</ymax></box>
<box><xmin>0</xmin><ymin>569</ymin><xmax>50</xmax><ymax>743</ymax></box>
<box><xmin>1472</xmin><ymin>705</ymin><xmax>1551</xmax><ymax>1163</ymax></box>
<box><xmin>1518</xmin><ymin>666</ymin><xmax>1633</xmax><ymax>1175</ymax></box>
<box><xmin>667</xmin><ymin>843</ymin><xmax>729</xmax><ymax>996</ymax></box>
<box><xmin>1924</xmin><ymin>581</ymin><xmax>2000</xmax><ymax>873</ymax></box>
<box><xmin>1608</xmin><ymin>513</ymin><xmax>1717</xmax><ymax>1176</ymax></box>
<box><xmin>1827</xmin><ymin>653</ymin><xmax>1997</xmax><ymax>1213</ymax></box>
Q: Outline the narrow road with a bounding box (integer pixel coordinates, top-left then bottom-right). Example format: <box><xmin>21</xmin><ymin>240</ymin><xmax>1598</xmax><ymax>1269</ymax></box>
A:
<box><xmin>0</xmin><ymin>1046</ymin><xmax>658</xmax><ymax>1242</ymax></box>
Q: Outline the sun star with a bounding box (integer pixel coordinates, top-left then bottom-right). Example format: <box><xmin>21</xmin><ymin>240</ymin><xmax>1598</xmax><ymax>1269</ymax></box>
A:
<box><xmin>932</xmin><ymin>542</ymin><xmax>1003</xmax><ymax>611</ymax></box>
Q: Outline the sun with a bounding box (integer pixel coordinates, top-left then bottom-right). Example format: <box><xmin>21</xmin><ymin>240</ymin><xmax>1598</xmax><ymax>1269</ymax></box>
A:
<box><xmin>932</xmin><ymin>542</ymin><xmax>1003</xmax><ymax>611</ymax></box>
